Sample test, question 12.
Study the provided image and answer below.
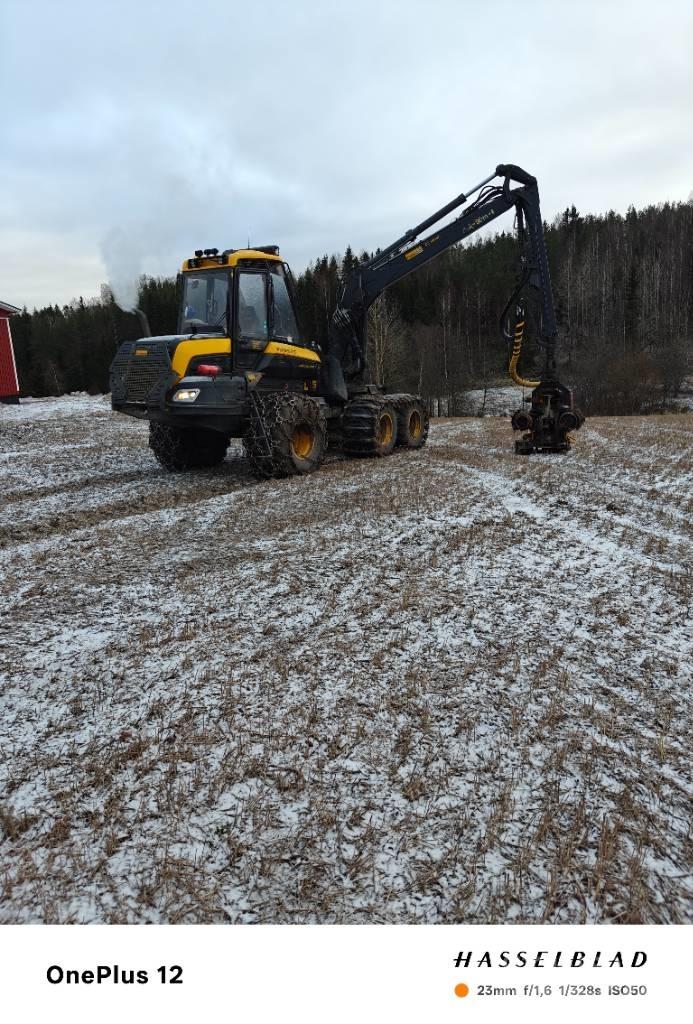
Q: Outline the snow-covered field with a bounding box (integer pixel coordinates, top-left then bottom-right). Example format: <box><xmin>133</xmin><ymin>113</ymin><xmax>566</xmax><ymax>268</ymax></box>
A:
<box><xmin>0</xmin><ymin>394</ymin><xmax>691</xmax><ymax>924</ymax></box>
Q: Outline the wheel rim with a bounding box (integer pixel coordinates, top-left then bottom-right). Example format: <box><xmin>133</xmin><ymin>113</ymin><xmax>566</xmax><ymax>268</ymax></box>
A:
<box><xmin>291</xmin><ymin>424</ymin><xmax>315</xmax><ymax>459</ymax></box>
<box><xmin>409</xmin><ymin>410</ymin><xmax>423</xmax><ymax>439</ymax></box>
<box><xmin>376</xmin><ymin>412</ymin><xmax>394</xmax><ymax>446</ymax></box>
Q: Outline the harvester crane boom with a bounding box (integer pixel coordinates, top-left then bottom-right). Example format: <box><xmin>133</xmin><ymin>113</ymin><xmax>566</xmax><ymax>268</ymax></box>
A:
<box><xmin>325</xmin><ymin>163</ymin><xmax>583</xmax><ymax>454</ymax></box>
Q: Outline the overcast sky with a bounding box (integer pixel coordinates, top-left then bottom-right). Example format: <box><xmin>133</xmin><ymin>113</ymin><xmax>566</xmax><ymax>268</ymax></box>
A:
<box><xmin>2</xmin><ymin>0</ymin><xmax>692</xmax><ymax>310</ymax></box>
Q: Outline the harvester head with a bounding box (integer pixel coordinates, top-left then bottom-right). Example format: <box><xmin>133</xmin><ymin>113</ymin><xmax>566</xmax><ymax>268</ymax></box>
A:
<box><xmin>511</xmin><ymin>379</ymin><xmax>584</xmax><ymax>454</ymax></box>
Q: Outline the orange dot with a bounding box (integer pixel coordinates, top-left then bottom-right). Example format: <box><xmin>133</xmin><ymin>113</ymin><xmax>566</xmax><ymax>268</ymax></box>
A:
<box><xmin>454</xmin><ymin>983</ymin><xmax>470</xmax><ymax>998</ymax></box>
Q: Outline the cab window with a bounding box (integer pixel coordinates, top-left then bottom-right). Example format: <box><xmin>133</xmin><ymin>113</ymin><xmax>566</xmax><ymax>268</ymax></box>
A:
<box><xmin>271</xmin><ymin>270</ymin><xmax>299</xmax><ymax>342</ymax></box>
<box><xmin>181</xmin><ymin>271</ymin><xmax>229</xmax><ymax>333</ymax></box>
<box><xmin>237</xmin><ymin>272</ymin><xmax>268</xmax><ymax>340</ymax></box>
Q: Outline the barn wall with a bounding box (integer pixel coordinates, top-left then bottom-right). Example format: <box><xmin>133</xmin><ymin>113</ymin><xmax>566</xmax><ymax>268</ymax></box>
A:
<box><xmin>0</xmin><ymin>317</ymin><xmax>20</xmax><ymax>399</ymax></box>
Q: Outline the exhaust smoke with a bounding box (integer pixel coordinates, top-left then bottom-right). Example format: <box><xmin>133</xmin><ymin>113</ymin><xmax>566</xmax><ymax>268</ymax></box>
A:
<box><xmin>101</xmin><ymin>226</ymin><xmax>144</xmax><ymax>313</ymax></box>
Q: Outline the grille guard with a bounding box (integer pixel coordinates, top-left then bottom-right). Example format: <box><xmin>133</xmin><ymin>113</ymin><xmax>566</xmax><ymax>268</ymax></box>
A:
<box><xmin>110</xmin><ymin>340</ymin><xmax>179</xmax><ymax>408</ymax></box>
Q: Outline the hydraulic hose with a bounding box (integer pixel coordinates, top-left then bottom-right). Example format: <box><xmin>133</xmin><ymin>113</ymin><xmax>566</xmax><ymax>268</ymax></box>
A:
<box><xmin>508</xmin><ymin>317</ymin><xmax>540</xmax><ymax>389</ymax></box>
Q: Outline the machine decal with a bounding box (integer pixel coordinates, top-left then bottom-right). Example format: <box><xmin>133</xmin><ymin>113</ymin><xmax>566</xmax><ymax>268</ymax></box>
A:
<box><xmin>264</xmin><ymin>341</ymin><xmax>320</xmax><ymax>362</ymax></box>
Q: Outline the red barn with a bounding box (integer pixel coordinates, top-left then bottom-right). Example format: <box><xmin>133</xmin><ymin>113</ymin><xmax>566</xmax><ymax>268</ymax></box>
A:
<box><xmin>0</xmin><ymin>300</ymin><xmax>21</xmax><ymax>404</ymax></box>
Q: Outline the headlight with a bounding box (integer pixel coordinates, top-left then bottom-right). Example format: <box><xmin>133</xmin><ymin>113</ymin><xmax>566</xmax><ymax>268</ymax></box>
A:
<box><xmin>172</xmin><ymin>388</ymin><xmax>200</xmax><ymax>403</ymax></box>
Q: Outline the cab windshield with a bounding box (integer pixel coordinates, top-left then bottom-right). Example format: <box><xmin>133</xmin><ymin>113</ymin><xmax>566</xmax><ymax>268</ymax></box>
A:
<box><xmin>180</xmin><ymin>271</ymin><xmax>229</xmax><ymax>333</ymax></box>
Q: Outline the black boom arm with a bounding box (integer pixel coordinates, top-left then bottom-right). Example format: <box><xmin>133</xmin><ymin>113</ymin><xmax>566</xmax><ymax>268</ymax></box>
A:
<box><xmin>324</xmin><ymin>164</ymin><xmax>558</xmax><ymax>401</ymax></box>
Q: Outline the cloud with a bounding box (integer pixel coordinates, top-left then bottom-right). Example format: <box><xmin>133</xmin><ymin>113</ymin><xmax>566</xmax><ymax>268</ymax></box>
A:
<box><xmin>1</xmin><ymin>0</ymin><xmax>692</xmax><ymax>309</ymax></box>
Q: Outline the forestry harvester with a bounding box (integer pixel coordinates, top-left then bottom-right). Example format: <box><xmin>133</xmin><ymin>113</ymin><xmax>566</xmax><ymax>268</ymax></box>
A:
<box><xmin>110</xmin><ymin>164</ymin><xmax>583</xmax><ymax>474</ymax></box>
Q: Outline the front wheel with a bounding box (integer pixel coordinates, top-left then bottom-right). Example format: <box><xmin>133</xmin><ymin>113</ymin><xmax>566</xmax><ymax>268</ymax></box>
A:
<box><xmin>148</xmin><ymin>423</ymin><xmax>229</xmax><ymax>471</ymax></box>
<box><xmin>243</xmin><ymin>393</ymin><xmax>327</xmax><ymax>478</ymax></box>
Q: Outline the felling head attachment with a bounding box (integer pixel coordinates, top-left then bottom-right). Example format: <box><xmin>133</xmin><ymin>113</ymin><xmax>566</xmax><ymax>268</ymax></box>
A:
<box><xmin>511</xmin><ymin>380</ymin><xmax>585</xmax><ymax>455</ymax></box>
<box><xmin>504</xmin><ymin>301</ymin><xmax>584</xmax><ymax>454</ymax></box>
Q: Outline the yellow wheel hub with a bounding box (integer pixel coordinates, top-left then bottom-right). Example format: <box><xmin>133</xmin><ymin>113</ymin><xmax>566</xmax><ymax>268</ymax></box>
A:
<box><xmin>376</xmin><ymin>412</ymin><xmax>394</xmax><ymax>447</ymax></box>
<box><xmin>409</xmin><ymin>410</ymin><xmax>422</xmax><ymax>439</ymax></box>
<box><xmin>291</xmin><ymin>425</ymin><xmax>315</xmax><ymax>460</ymax></box>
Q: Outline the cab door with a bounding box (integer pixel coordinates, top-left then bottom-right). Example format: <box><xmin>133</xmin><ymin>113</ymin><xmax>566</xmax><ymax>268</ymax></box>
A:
<box><xmin>233</xmin><ymin>269</ymin><xmax>270</xmax><ymax>371</ymax></box>
<box><xmin>263</xmin><ymin>265</ymin><xmax>319</xmax><ymax>390</ymax></box>
<box><xmin>268</xmin><ymin>265</ymin><xmax>301</xmax><ymax>345</ymax></box>
<box><xmin>233</xmin><ymin>263</ymin><xmax>318</xmax><ymax>389</ymax></box>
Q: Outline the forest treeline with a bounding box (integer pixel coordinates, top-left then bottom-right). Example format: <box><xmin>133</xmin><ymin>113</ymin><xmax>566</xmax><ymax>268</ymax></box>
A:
<box><xmin>9</xmin><ymin>200</ymin><xmax>692</xmax><ymax>415</ymax></box>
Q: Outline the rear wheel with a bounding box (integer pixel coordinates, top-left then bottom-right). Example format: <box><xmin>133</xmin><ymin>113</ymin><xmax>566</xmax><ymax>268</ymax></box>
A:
<box><xmin>243</xmin><ymin>393</ymin><xmax>327</xmax><ymax>478</ymax></box>
<box><xmin>148</xmin><ymin>423</ymin><xmax>229</xmax><ymax>471</ymax></box>
<box><xmin>343</xmin><ymin>399</ymin><xmax>398</xmax><ymax>456</ymax></box>
<box><xmin>395</xmin><ymin>399</ymin><xmax>429</xmax><ymax>449</ymax></box>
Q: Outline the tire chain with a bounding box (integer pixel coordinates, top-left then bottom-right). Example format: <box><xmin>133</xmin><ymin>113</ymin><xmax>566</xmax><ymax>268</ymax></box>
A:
<box><xmin>243</xmin><ymin>391</ymin><xmax>327</xmax><ymax>478</ymax></box>
<box><xmin>148</xmin><ymin>422</ymin><xmax>228</xmax><ymax>471</ymax></box>
<box><xmin>243</xmin><ymin>391</ymin><xmax>276</xmax><ymax>476</ymax></box>
<box><xmin>149</xmin><ymin>422</ymin><xmax>193</xmax><ymax>471</ymax></box>
<box><xmin>342</xmin><ymin>392</ymin><xmax>427</xmax><ymax>453</ymax></box>
<box><xmin>388</xmin><ymin>393</ymin><xmax>430</xmax><ymax>447</ymax></box>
